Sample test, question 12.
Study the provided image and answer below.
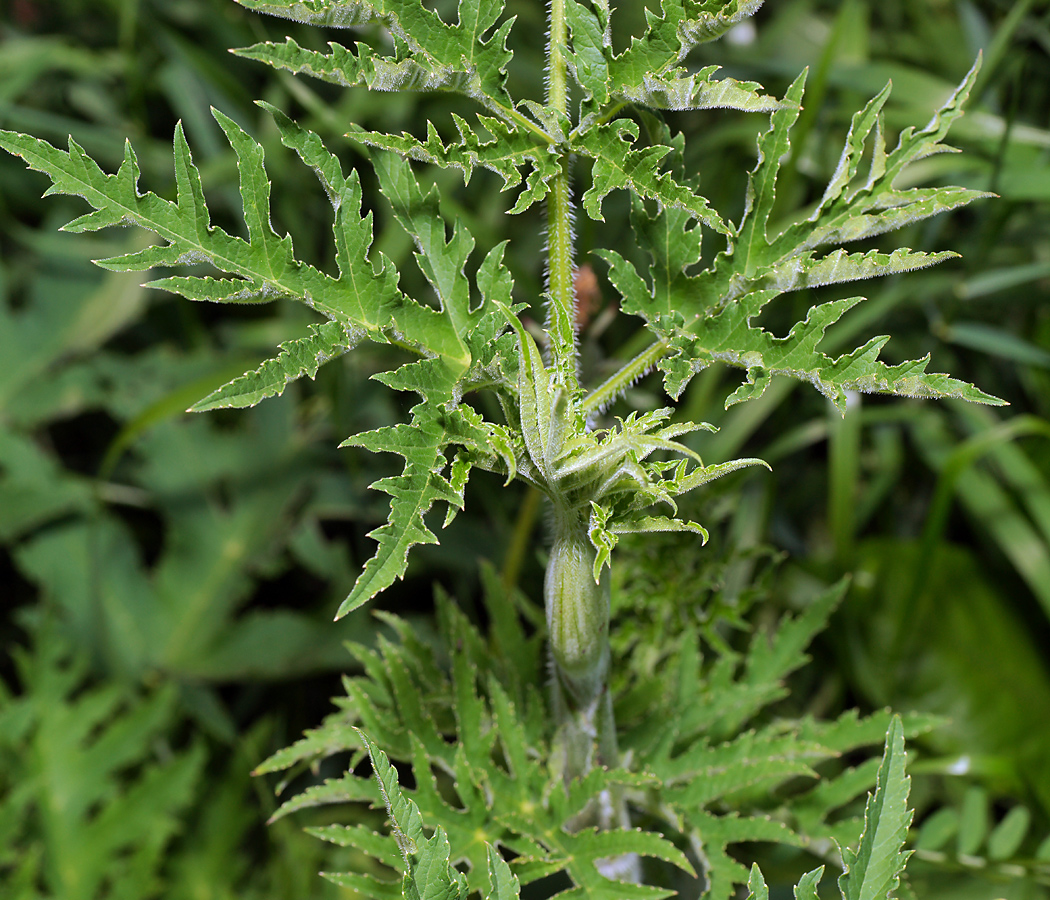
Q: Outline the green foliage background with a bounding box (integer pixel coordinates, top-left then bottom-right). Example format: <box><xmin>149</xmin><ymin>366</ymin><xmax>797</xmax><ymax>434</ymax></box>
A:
<box><xmin>1</xmin><ymin>0</ymin><xmax>1049</xmax><ymax>898</ymax></box>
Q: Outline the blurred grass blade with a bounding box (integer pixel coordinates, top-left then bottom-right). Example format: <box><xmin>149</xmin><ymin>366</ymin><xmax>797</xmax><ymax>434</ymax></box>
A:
<box><xmin>942</xmin><ymin>322</ymin><xmax>1050</xmax><ymax>368</ymax></box>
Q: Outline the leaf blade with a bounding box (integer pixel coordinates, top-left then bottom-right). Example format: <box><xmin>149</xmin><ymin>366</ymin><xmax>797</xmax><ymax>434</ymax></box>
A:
<box><xmin>837</xmin><ymin>716</ymin><xmax>913</xmax><ymax>900</ymax></box>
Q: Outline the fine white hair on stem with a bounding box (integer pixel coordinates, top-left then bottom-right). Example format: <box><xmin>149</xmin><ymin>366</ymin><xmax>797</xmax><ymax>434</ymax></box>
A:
<box><xmin>591</xmin><ymin>359</ymin><xmax>661</xmax><ymax>419</ymax></box>
<box><xmin>540</xmin><ymin>162</ymin><xmax>579</xmax><ymax>372</ymax></box>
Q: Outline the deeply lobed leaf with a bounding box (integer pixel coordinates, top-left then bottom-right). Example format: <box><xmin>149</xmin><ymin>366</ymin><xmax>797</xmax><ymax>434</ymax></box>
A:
<box><xmin>0</xmin><ymin>106</ymin><xmax>529</xmax><ymax>620</ymax></box>
<box><xmin>349</xmin><ymin>116</ymin><xmax>558</xmax><ymax>215</ymax></box>
<box><xmin>257</xmin><ymin>567</ymin><xmax>922</xmax><ymax>900</ymax></box>
<box><xmin>0</xmin><ymin>632</ymin><xmax>206</xmax><ymax>898</ymax></box>
<box><xmin>598</xmin><ymin>61</ymin><xmax>1004</xmax><ymax>411</ymax></box>
<box><xmin>566</xmin><ymin>0</ymin><xmax>777</xmax><ymax>114</ymax></box>
<box><xmin>234</xmin><ymin>0</ymin><xmax>515</xmax><ymax>115</ymax></box>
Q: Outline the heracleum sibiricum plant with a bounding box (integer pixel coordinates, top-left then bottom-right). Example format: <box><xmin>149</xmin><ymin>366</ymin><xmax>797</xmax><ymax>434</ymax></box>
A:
<box><xmin>1</xmin><ymin>0</ymin><xmax>1004</xmax><ymax>896</ymax></box>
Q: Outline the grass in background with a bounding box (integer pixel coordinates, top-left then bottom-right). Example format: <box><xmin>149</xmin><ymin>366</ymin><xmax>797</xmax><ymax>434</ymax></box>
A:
<box><xmin>1</xmin><ymin>1</ymin><xmax>1048</xmax><ymax>898</ymax></box>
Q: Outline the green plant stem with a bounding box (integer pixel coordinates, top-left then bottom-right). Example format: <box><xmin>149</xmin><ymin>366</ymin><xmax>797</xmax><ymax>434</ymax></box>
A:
<box><xmin>545</xmin><ymin>511</ymin><xmax>618</xmax><ymax>771</ymax></box>
<box><xmin>545</xmin><ymin>508</ymin><xmax>610</xmax><ymax>710</ymax></box>
<box><xmin>547</xmin><ymin>160</ymin><xmax>577</xmax><ymax>376</ymax></box>
<box><xmin>542</xmin><ymin>14</ymin><xmax>634</xmax><ymax>864</ymax></box>
<box><xmin>545</xmin><ymin>0</ymin><xmax>578</xmax><ymax>389</ymax></box>
<box><xmin>543</xmin><ymin>0</ymin><xmax>615</xmax><ymax>792</ymax></box>
<box><xmin>584</xmin><ymin>339</ymin><xmax>670</xmax><ymax>415</ymax></box>
<box><xmin>545</xmin><ymin>505</ymin><xmax>637</xmax><ymax>878</ymax></box>
<box><xmin>547</xmin><ymin>0</ymin><xmax>569</xmax><ymax>115</ymax></box>
<box><xmin>542</xmin><ymin>3</ymin><xmax>619</xmax><ymax>780</ymax></box>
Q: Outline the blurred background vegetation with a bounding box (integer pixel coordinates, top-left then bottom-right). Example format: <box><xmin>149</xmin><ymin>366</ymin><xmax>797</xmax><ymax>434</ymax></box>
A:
<box><xmin>1</xmin><ymin>0</ymin><xmax>1048</xmax><ymax>898</ymax></box>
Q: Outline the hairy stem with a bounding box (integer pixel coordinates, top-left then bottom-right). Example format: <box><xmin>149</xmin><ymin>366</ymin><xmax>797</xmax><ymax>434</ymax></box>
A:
<box><xmin>546</xmin><ymin>160</ymin><xmax>577</xmax><ymax>378</ymax></box>
<box><xmin>542</xmin><ymin>6</ymin><xmax>634</xmax><ymax>870</ymax></box>
<box><xmin>545</xmin><ymin>0</ymin><xmax>578</xmax><ymax>388</ymax></box>
<box><xmin>547</xmin><ymin>0</ymin><xmax>569</xmax><ymax>118</ymax></box>
<box><xmin>583</xmin><ymin>339</ymin><xmax>670</xmax><ymax>416</ymax></box>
